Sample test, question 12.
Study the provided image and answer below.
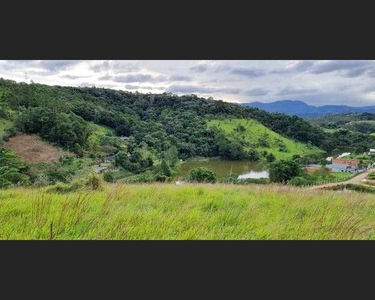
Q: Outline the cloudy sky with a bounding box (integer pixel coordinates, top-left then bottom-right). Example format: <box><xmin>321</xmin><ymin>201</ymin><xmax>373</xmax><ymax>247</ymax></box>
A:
<box><xmin>1</xmin><ymin>60</ymin><xmax>375</xmax><ymax>106</ymax></box>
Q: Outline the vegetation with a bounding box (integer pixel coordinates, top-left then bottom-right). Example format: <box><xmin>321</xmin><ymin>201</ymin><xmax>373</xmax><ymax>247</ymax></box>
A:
<box><xmin>208</xmin><ymin>119</ymin><xmax>324</xmax><ymax>160</ymax></box>
<box><xmin>269</xmin><ymin>159</ymin><xmax>303</xmax><ymax>184</ymax></box>
<box><xmin>0</xmin><ymin>78</ymin><xmax>335</xmax><ymax>186</ymax></box>
<box><xmin>1</xmin><ymin>184</ymin><xmax>374</xmax><ymax>240</ymax></box>
<box><xmin>187</xmin><ymin>167</ymin><xmax>217</xmax><ymax>183</ymax></box>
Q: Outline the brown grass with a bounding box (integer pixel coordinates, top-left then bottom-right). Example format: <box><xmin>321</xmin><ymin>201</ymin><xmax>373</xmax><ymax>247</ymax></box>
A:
<box><xmin>3</xmin><ymin>134</ymin><xmax>62</xmax><ymax>163</ymax></box>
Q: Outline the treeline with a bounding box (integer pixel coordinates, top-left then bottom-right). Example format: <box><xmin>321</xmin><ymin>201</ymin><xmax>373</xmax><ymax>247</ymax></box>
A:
<box><xmin>0</xmin><ymin>78</ymin><xmax>333</xmax><ymax>159</ymax></box>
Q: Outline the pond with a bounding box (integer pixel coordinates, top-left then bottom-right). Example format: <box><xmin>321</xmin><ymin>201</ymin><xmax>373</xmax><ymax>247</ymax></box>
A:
<box><xmin>178</xmin><ymin>158</ymin><xmax>269</xmax><ymax>180</ymax></box>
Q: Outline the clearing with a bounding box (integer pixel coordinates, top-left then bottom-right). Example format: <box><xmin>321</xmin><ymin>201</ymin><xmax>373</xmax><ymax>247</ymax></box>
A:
<box><xmin>3</xmin><ymin>134</ymin><xmax>63</xmax><ymax>163</ymax></box>
<box><xmin>208</xmin><ymin>118</ymin><xmax>324</xmax><ymax>160</ymax></box>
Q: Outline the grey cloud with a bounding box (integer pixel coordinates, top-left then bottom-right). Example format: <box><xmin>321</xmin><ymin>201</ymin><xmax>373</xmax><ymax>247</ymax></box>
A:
<box><xmin>190</xmin><ymin>64</ymin><xmax>209</xmax><ymax>73</ymax></box>
<box><xmin>79</xmin><ymin>82</ymin><xmax>95</xmax><ymax>87</ymax></box>
<box><xmin>90</xmin><ymin>61</ymin><xmax>139</xmax><ymax>73</ymax></box>
<box><xmin>277</xmin><ymin>87</ymin><xmax>318</xmax><ymax>96</ymax></box>
<box><xmin>113</xmin><ymin>74</ymin><xmax>167</xmax><ymax>83</ymax></box>
<box><xmin>246</xmin><ymin>88</ymin><xmax>270</xmax><ymax>96</ymax></box>
<box><xmin>310</xmin><ymin>60</ymin><xmax>374</xmax><ymax>77</ymax></box>
<box><xmin>169</xmin><ymin>74</ymin><xmax>192</xmax><ymax>81</ymax></box>
<box><xmin>39</xmin><ymin>60</ymin><xmax>82</xmax><ymax>72</ymax></box>
<box><xmin>292</xmin><ymin>60</ymin><xmax>316</xmax><ymax>72</ymax></box>
<box><xmin>62</xmin><ymin>74</ymin><xmax>89</xmax><ymax>80</ymax></box>
<box><xmin>125</xmin><ymin>84</ymin><xmax>139</xmax><ymax>90</ymax></box>
<box><xmin>231</xmin><ymin>68</ymin><xmax>265</xmax><ymax>77</ymax></box>
<box><xmin>167</xmin><ymin>85</ymin><xmax>241</xmax><ymax>95</ymax></box>
<box><xmin>98</xmin><ymin>75</ymin><xmax>113</xmax><ymax>81</ymax></box>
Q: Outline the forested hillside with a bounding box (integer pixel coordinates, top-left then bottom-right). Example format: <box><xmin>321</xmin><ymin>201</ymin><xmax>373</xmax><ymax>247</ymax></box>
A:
<box><xmin>0</xmin><ymin>78</ymin><xmax>329</xmax><ymax>156</ymax></box>
<box><xmin>0</xmin><ymin>78</ymin><xmax>360</xmax><ymax>187</ymax></box>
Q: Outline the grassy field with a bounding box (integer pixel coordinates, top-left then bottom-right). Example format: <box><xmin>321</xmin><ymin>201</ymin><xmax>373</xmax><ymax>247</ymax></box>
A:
<box><xmin>208</xmin><ymin>119</ymin><xmax>324</xmax><ymax>160</ymax></box>
<box><xmin>1</xmin><ymin>183</ymin><xmax>374</xmax><ymax>240</ymax></box>
<box><xmin>0</xmin><ymin>118</ymin><xmax>12</xmax><ymax>137</ymax></box>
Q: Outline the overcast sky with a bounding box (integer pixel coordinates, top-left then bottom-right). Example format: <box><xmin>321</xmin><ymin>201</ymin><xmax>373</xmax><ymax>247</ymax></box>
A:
<box><xmin>1</xmin><ymin>60</ymin><xmax>375</xmax><ymax>106</ymax></box>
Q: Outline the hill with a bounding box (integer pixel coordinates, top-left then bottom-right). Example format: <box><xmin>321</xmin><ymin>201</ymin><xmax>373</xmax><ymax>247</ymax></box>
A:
<box><xmin>241</xmin><ymin>100</ymin><xmax>375</xmax><ymax>117</ymax></box>
<box><xmin>1</xmin><ymin>183</ymin><xmax>374</xmax><ymax>239</ymax></box>
<box><xmin>208</xmin><ymin>119</ymin><xmax>323</xmax><ymax>160</ymax></box>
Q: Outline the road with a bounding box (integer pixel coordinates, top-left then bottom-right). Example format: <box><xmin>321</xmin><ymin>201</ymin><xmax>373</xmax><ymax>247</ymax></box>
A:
<box><xmin>308</xmin><ymin>169</ymin><xmax>373</xmax><ymax>190</ymax></box>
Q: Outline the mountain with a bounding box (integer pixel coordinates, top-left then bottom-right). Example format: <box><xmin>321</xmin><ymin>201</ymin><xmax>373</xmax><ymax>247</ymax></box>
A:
<box><xmin>240</xmin><ymin>100</ymin><xmax>375</xmax><ymax>117</ymax></box>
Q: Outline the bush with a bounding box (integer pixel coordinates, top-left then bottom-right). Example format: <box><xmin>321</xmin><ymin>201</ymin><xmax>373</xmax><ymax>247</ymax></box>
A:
<box><xmin>289</xmin><ymin>177</ymin><xmax>309</xmax><ymax>187</ymax></box>
<box><xmin>269</xmin><ymin>159</ymin><xmax>303</xmax><ymax>184</ymax></box>
<box><xmin>103</xmin><ymin>172</ymin><xmax>115</xmax><ymax>183</ymax></box>
<box><xmin>188</xmin><ymin>167</ymin><xmax>216</xmax><ymax>183</ymax></box>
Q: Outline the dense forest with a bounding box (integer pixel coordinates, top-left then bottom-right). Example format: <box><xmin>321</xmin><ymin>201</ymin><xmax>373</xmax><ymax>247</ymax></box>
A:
<box><xmin>0</xmin><ymin>78</ymin><xmax>330</xmax><ymax>155</ymax></box>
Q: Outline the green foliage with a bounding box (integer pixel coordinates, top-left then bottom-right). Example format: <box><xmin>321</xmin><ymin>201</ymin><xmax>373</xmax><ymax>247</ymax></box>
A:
<box><xmin>289</xmin><ymin>176</ymin><xmax>309</xmax><ymax>187</ymax></box>
<box><xmin>0</xmin><ymin>147</ymin><xmax>29</xmax><ymax>188</ymax></box>
<box><xmin>15</xmin><ymin>107</ymin><xmax>91</xmax><ymax>152</ymax></box>
<box><xmin>269</xmin><ymin>159</ymin><xmax>303</xmax><ymax>184</ymax></box>
<box><xmin>160</xmin><ymin>160</ymin><xmax>172</xmax><ymax>177</ymax></box>
<box><xmin>164</xmin><ymin>145</ymin><xmax>179</xmax><ymax>167</ymax></box>
<box><xmin>188</xmin><ymin>167</ymin><xmax>217</xmax><ymax>183</ymax></box>
<box><xmin>103</xmin><ymin>172</ymin><xmax>115</xmax><ymax>183</ymax></box>
<box><xmin>266</xmin><ymin>153</ymin><xmax>276</xmax><ymax>163</ymax></box>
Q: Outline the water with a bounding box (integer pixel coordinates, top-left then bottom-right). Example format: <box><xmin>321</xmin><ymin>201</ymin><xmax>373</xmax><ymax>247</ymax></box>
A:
<box><xmin>178</xmin><ymin>158</ymin><xmax>269</xmax><ymax>179</ymax></box>
<box><xmin>237</xmin><ymin>170</ymin><xmax>269</xmax><ymax>180</ymax></box>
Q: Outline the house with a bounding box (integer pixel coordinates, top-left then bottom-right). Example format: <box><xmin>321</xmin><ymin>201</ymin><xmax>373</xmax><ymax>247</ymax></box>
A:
<box><xmin>332</xmin><ymin>158</ymin><xmax>360</xmax><ymax>170</ymax></box>
<box><xmin>369</xmin><ymin>149</ymin><xmax>375</xmax><ymax>155</ymax></box>
<box><xmin>326</xmin><ymin>156</ymin><xmax>333</xmax><ymax>162</ymax></box>
<box><xmin>103</xmin><ymin>156</ymin><xmax>115</xmax><ymax>163</ymax></box>
<box><xmin>326</xmin><ymin>163</ymin><xmax>351</xmax><ymax>173</ymax></box>
<box><xmin>120</xmin><ymin>136</ymin><xmax>130</xmax><ymax>141</ymax></box>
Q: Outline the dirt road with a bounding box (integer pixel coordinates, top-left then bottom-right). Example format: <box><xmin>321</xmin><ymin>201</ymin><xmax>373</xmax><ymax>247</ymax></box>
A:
<box><xmin>308</xmin><ymin>169</ymin><xmax>373</xmax><ymax>190</ymax></box>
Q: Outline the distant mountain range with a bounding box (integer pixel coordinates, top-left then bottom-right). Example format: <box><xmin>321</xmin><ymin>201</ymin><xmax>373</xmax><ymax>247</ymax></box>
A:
<box><xmin>241</xmin><ymin>100</ymin><xmax>375</xmax><ymax>117</ymax></box>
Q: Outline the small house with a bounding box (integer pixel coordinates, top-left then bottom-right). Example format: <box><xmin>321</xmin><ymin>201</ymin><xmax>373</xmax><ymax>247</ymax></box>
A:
<box><xmin>369</xmin><ymin>149</ymin><xmax>375</xmax><ymax>155</ymax></box>
<box><xmin>120</xmin><ymin>136</ymin><xmax>130</xmax><ymax>141</ymax></box>
<box><xmin>326</xmin><ymin>163</ymin><xmax>351</xmax><ymax>173</ymax></box>
<box><xmin>332</xmin><ymin>158</ymin><xmax>360</xmax><ymax>170</ymax></box>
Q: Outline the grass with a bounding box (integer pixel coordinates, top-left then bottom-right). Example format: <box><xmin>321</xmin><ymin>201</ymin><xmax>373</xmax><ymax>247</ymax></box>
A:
<box><xmin>0</xmin><ymin>118</ymin><xmax>12</xmax><ymax>137</ymax></box>
<box><xmin>1</xmin><ymin>183</ymin><xmax>375</xmax><ymax>240</ymax></box>
<box><xmin>208</xmin><ymin>119</ymin><xmax>324</xmax><ymax>160</ymax></box>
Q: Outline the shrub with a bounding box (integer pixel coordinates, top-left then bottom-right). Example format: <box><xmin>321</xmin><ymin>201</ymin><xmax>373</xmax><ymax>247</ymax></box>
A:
<box><xmin>289</xmin><ymin>177</ymin><xmax>309</xmax><ymax>187</ymax></box>
<box><xmin>188</xmin><ymin>167</ymin><xmax>216</xmax><ymax>183</ymax></box>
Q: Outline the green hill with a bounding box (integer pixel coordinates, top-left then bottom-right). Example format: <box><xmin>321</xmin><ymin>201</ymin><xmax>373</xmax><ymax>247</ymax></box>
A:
<box><xmin>208</xmin><ymin>119</ymin><xmax>324</xmax><ymax>160</ymax></box>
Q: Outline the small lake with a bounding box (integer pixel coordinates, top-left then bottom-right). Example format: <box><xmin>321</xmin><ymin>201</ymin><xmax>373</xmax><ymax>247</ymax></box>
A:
<box><xmin>178</xmin><ymin>158</ymin><xmax>269</xmax><ymax>180</ymax></box>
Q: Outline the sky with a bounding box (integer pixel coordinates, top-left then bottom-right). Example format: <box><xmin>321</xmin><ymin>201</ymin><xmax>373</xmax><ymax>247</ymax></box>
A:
<box><xmin>1</xmin><ymin>60</ymin><xmax>375</xmax><ymax>106</ymax></box>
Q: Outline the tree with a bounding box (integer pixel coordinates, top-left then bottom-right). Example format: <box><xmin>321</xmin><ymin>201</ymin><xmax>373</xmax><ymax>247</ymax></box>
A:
<box><xmin>160</xmin><ymin>160</ymin><xmax>172</xmax><ymax>177</ymax></box>
<box><xmin>266</xmin><ymin>153</ymin><xmax>276</xmax><ymax>163</ymax></box>
<box><xmin>269</xmin><ymin>159</ymin><xmax>303</xmax><ymax>184</ymax></box>
<box><xmin>188</xmin><ymin>167</ymin><xmax>216</xmax><ymax>183</ymax></box>
<box><xmin>164</xmin><ymin>145</ymin><xmax>178</xmax><ymax>167</ymax></box>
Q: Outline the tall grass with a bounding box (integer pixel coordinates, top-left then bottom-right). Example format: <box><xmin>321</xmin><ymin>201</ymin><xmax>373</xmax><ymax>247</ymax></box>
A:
<box><xmin>1</xmin><ymin>183</ymin><xmax>375</xmax><ymax>240</ymax></box>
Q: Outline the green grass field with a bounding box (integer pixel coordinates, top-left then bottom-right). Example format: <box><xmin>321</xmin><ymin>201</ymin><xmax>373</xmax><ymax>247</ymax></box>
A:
<box><xmin>208</xmin><ymin>119</ymin><xmax>324</xmax><ymax>160</ymax></box>
<box><xmin>0</xmin><ymin>118</ymin><xmax>12</xmax><ymax>137</ymax></box>
<box><xmin>1</xmin><ymin>183</ymin><xmax>374</xmax><ymax>240</ymax></box>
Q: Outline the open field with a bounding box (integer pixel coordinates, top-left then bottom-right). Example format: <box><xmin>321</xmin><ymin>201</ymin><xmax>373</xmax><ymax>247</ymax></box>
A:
<box><xmin>208</xmin><ymin>119</ymin><xmax>324</xmax><ymax>160</ymax></box>
<box><xmin>3</xmin><ymin>134</ymin><xmax>63</xmax><ymax>163</ymax></box>
<box><xmin>1</xmin><ymin>183</ymin><xmax>375</xmax><ymax>240</ymax></box>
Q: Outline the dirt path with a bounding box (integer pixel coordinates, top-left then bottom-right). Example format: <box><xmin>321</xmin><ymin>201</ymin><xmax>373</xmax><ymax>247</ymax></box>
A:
<box><xmin>308</xmin><ymin>169</ymin><xmax>373</xmax><ymax>190</ymax></box>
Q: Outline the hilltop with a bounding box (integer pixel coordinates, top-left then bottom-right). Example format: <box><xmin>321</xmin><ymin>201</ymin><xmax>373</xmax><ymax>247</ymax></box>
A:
<box><xmin>241</xmin><ymin>100</ymin><xmax>375</xmax><ymax>118</ymax></box>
